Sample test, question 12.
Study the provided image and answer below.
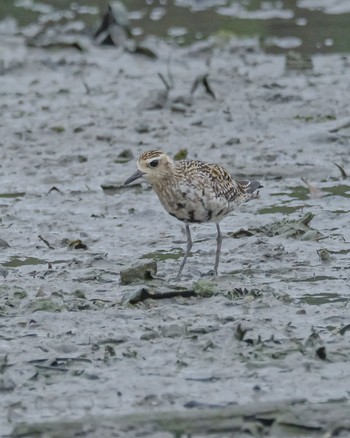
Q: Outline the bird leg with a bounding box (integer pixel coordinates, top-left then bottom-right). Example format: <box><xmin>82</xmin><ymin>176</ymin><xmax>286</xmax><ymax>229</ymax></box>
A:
<box><xmin>175</xmin><ymin>224</ymin><xmax>192</xmax><ymax>281</ymax></box>
<box><xmin>213</xmin><ymin>223</ymin><xmax>222</xmax><ymax>277</ymax></box>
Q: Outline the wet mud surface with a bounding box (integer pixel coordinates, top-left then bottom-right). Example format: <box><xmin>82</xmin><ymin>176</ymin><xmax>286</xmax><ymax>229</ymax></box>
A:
<box><xmin>1</xmin><ymin>31</ymin><xmax>350</xmax><ymax>436</ymax></box>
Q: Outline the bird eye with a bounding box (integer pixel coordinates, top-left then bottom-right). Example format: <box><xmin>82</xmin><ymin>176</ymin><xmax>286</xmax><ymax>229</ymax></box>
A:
<box><xmin>149</xmin><ymin>160</ymin><xmax>159</xmax><ymax>168</ymax></box>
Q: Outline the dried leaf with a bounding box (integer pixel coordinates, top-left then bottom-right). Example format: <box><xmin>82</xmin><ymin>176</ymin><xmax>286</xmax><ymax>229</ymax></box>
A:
<box><xmin>333</xmin><ymin>163</ymin><xmax>347</xmax><ymax>179</ymax></box>
<box><xmin>301</xmin><ymin>178</ymin><xmax>324</xmax><ymax>199</ymax></box>
<box><xmin>68</xmin><ymin>240</ymin><xmax>88</xmax><ymax>250</ymax></box>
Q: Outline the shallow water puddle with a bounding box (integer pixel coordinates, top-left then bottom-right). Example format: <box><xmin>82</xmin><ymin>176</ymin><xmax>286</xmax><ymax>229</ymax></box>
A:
<box><xmin>4</xmin><ymin>0</ymin><xmax>350</xmax><ymax>54</ymax></box>
<box><xmin>299</xmin><ymin>292</ymin><xmax>349</xmax><ymax>305</ymax></box>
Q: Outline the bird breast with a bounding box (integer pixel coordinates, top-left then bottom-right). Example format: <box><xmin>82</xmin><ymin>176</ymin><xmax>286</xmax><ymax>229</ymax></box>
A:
<box><xmin>151</xmin><ymin>178</ymin><xmax>232</xmax><ymax>224</ymax></box>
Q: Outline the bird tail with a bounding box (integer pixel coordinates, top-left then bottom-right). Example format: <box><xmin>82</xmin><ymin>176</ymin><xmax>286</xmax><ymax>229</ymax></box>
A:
<box><xmin>246</xmin><ymin>181</ymin><xmax>263</xmax><ymax>194</ymax></box>
<box><xmin>238</xmin><ymin>180</ymin><xmax>262</xmax><ymax>202</ymax></box>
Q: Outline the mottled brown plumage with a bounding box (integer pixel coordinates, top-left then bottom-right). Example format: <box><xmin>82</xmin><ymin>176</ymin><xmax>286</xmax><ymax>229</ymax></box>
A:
<box><xmin>124</xmin><ymin>150</ymin><xmax>261</xmax><ymax>280</ymax></box>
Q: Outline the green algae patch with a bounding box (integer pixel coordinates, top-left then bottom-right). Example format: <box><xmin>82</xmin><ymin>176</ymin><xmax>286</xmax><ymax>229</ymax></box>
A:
<box><xmin>173</xmin><ymin>149</ymin><xmax>188</xmax><ymax>160</ymax></box>
<box><xmin>299</xmin><ymin>292</ymin><xmax>349</xmax><ymax>305</ymax></box>
<box><xmin>142</xmin><ymin>250</ymin><xmax>183</xmax><ymax>261</ymax></box>
<box><xmin>257</xmin><ymin>205</ymin><xmax>304</xmax><ymax>215</ymax></box>
<box><xmin>193</xmin><ymin>279</ymin><xmax>218</xmax><ymax>298</ymax></box>
<box><xmin>284</xmin><ymin>186</ymin><xmax>310</xmax><ymax>201</ymax></box>
<box><xmin>2</xmin><ymin>257</ymin><xmax>46</xmax><ymax>268</ymax></box>
<box><xmin>0</xmin><ymin>192</ymin><xmax>26</xmax><ymax>198</ymax></box>
<box><xmin>323</xmin><ymin>184</ymin><xmax>350</xmax><ymax>198</ymax></box>
<box><xmin>28</xmin><ymin>299</ymin><xmax>62</xmax><ymax>313</ymax></box>
<box><xmin>50</xmin><ymin>126</ymin><xmax>65</xmax><ymax>133</ymax></box>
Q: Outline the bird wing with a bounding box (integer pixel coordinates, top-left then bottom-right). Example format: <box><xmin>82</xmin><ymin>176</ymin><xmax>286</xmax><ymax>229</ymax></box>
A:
<box><xmin>178</xmin><ymin>161</ymin><xmax>243</xmax><ymax>202</ymax></box>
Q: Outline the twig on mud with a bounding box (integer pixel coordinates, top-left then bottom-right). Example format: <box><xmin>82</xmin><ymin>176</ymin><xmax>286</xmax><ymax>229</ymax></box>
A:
<box><xmin>158</xmin><ymin>56</ymin><xmax>175</xmax><ymax>91</ymax></box>
<box><xmin>157</xmin><ymin>72</ymin><xmax>172</xmax><ymax>91</ymax></box>
<box><xmin>191</xmin><ymin>73</ymin><xmax>216</xmax><ymax>99</ymax></box>
<box><xmin>329</xmin><ymin>119</ymin><xmax>350</xmax><ymax>133</ymax></box>
<box><xmin>333</xmin><ymin>163</ymin><xmax>347</xmax><ymax>179</ymax></box>
<box><xmin>82</xmin><ymin>79</ymin><xmax>91</xmax><ymax>95</ymax></box>
<box><xmin>47</xmin><ymin>186</ymin><xmax>62</xmax><ymax>194</ymax></box>
<box><xmin>166</xmin><ymin>55</ymin><xmax>175</xmax><ymax>88</ymax></box>
<box><xmin>38</xmin><ymin>235</ymin><xmax>54</xmax><ymax>250</ymax></box>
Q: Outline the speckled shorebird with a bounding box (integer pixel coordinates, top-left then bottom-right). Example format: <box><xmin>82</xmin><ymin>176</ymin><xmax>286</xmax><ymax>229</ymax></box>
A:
<box><xmin>124</xmin><ymin>150</ymin><xmax>262</xmax><ymax>280</ymax></box>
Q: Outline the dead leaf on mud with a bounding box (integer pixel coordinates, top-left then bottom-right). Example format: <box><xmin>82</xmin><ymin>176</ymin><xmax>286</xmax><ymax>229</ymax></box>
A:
<box><xmin>333</xmin><ymin>163</ymin><xmax>348</xmax><ymax>179</ymax></box>
<box><xmin>235</xmin><ymin>323</ymin><xmax>248</xmax><ymax>341</ymax></box>
<box><xmin>128</xmin><ymin>44</ymin><xmax>157</xmax><ymax>59</ymax></box>
<box><xmin>301</xmin><ymin>178</ymin><xmax>324</xmax><ymax>198</ymax></box>
<box><xmin>190</xmin><ymin>73</ymin><xmax>216</xmax><ymax>99</ymax></box>
<box><xmin>94</xmin><ymin>1</ymin><xmax>132</xmax><ymax>46</ymax></box>
<box><xmin>138</xmin><ymin>67</ymin><xmax>215</xmax><ymax>112</ymax></box>
<box><xmin>285</xmin><ymin>50</ymin><xmax>313</xmax><ymax>71</ymax></box>
<box><xmin>94</xmin><ymin>2</ymin><xmax>157</xmax><ymax>59</ymax></box>
<box><xmin>230</xmin><ymin>212</ymin><xmax>324</xmax><ymax>241</ymax></box>
<box><xmin>66</xmin><ymin>239</ymin><xmax>88</xmax><ymax>250</ymax></box>
<box><xmin>338</xmin><ymin>324</ymin><xmax>350</xmax><ymax>336</ymax></box>
<box><xmin>304</xmin><ymin>329</ymin><xmax>323</xmax><ymax>348</ymax></box>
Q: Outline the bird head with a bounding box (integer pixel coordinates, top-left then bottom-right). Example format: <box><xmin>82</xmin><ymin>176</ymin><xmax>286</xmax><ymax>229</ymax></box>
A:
<box><xmin>124</xmin><ymin>150</ymin><xmax>174</xmax><ymax>185</ymax></box>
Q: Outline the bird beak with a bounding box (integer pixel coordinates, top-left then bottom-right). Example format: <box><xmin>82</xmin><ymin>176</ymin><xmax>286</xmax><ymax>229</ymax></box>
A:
<box><xmin>124</xmin><ymin>169</ymin><xmax>145</xmax><ymax>185</ymax></box>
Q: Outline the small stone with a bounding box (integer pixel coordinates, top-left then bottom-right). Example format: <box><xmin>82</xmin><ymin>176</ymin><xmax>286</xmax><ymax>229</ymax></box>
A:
<box><xmin>138</xmin><ymin>89</ymin><xmax>168</xmax><ymax>111</ymax></box>
<box><xmin>135</xmin><ymin>121</ymin><xmax>150</xmax><ymax>133</ymax></box>
<box><xmin>160</xmin><ymin>324</ymin><xmax>185</xmax><ymax>338</ymax></box>
<box><xmin>120</xmin><ymin>261</ymin><xmax>157</xmax><ymax>285</ymax></box>
<box><xmin>225</xmin><ymin>137</ymin><xmax>240</xmax><ymax>145</ymax></box>
<box><xmin>0</xmin><ymin>377</ymin><xmax>16</xmax><ymax>392</ymax></box>
<box><xmin>114</xmin><ymin>149</ymin><xmax>134</xmax><ymax>163</ymax></box>
<box><xmin>317</xmin><ymin>248</ymin><xmax>332</xmax><ymax>262</ymax></box>
<box><xmin>0</xmin><ymin>238</ymin><xmax>10</xmax><ymax>248</ymax></box>
<box><xmin>0</xmin><ymin>267</ymin><xmax>9</xmax><ymax>278</ymax></box>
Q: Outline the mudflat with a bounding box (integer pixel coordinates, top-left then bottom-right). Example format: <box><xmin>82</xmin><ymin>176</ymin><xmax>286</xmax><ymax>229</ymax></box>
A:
<box><xmin>1</xmin><ymin>28</ymin><xmax>350</xmax><ymax>437</ymax></box>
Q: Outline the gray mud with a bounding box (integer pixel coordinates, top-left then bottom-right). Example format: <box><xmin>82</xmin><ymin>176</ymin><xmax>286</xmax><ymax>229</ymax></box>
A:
<box><xmin>1</xmin><ymin>30</ymin><xmax>350</xmax><ymax>437</ymax></box>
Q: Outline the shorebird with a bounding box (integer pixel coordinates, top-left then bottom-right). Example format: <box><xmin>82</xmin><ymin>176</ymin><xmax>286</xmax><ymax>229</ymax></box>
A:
<box><xmin>124</xmin><ymin>150</ymin><xmax>262</xmax><ymax>280</ymax></box>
